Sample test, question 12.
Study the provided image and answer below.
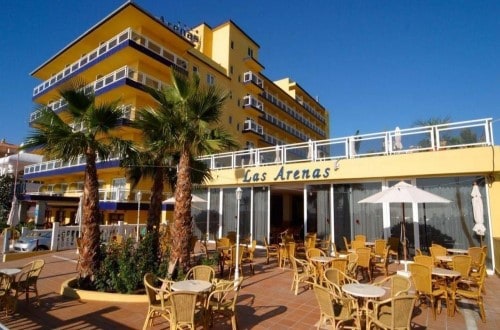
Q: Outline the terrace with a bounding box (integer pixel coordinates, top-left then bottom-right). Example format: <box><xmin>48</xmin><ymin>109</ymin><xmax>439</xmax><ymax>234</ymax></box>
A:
<box><xmin>24</xmin><ymin>118</ymin><xmax>494</xmax><ymax>178</ymax></box>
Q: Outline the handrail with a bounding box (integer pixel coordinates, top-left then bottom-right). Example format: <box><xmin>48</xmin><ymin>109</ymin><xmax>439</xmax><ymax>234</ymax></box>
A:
<box><xmin>24</xmin><ymin>118</ymin><xmax>494</xmax><ymax>175</ymax></box>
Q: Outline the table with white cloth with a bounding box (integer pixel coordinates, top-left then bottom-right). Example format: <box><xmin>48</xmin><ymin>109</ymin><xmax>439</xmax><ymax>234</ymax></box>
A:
<box><xmin>342</xmin><ymin>283</ymin><xmax>386</xmax><ymax>328</ymax></box>
<box><xmin>171</xmin><ymin>280</ymin><xmax>213</xmax><ymax>293</ymax></box>
<box><xmin>432</xmin><ymin>267</ymin><xmax>461</xmax><ymax>316</ymax></box>
<box><xmin>0</xmin><ymin>268</ymin><xmax>21</xmax><ymax>279</ymax></box>
<box><xmin>447</xmin><ymin>248</ymin><xmax>468</xmax><ymax>255</ymax></box>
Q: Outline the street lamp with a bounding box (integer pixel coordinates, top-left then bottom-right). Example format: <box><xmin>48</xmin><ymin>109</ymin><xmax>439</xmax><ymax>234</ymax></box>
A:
<box><xmin>234</xmin><ymin>187</ymin><xmax>242</xmax><ymax>283</ymax></box>
<box><xmin>136</xmin><ymin>191</ymin><xmax>142</xmax><ymax>242</ymax></box>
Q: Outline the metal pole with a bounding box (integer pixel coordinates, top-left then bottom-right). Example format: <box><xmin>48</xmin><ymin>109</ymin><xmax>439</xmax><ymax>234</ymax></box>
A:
<box><xmin>235</xmin><ymin>187</ymin><xmax>242</xmax><ymax>284</ymax></box>
<box><xmin>136</xmin><ymin>191</ymin><xmax>142</xmax><ymax>243</ymax></box>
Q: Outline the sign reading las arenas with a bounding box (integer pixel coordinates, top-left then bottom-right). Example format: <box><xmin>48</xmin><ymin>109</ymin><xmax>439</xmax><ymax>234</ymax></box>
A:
<box><xmin>242</xmin><ymin>166</ymin><xmax>332</xmax><ymax>183</ymax></box>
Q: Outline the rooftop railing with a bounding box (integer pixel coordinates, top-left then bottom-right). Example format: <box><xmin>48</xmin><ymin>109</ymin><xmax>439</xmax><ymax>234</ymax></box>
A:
<box><xmin>23</xmin><ymin>118</ymin><xmax>493</xmax><ymax>175</ymax></box>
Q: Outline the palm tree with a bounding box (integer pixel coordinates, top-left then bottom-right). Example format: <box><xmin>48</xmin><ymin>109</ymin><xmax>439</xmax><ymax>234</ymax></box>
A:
<box><xmin>23</xmin><ymin>80</ymin><xmax>126</xmax><ymax>284</ymax></box>
<box><xmin>141</xmin><ymin>68</ymin><xmax>237</xmax><ymax>271</ymax></box>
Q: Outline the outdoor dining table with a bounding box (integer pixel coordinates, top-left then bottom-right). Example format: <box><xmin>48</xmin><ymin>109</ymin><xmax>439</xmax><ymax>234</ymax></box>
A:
<box><xmin>432</xmin><ymin>267</ymin><xmax>461</xmax><ymax>316</ymax></box>
<box><xmin>171</xmin><ymin>279</ymin><xmax>213</xmax><ymax>293</ymax></box>
<box><xmin>310</xmin><ymin>256</ymin><xmax>335</xmax><ymax>283</ymax></box>
<box><xmin>435</xmin><ymin>255</ymin><xmax>453</xmax><ymax>263</ymax></box>
<box><xmin>342</xmin><ymin>283</ymin><xmax>386</xmax><ymax>328</ymax></box>
<box><xmin>447</xmin><ymin>248</ymin><xmax>468</xmax><ymax>255</ymax></box>
<box><xmin>0</xmin><ymin>268</ymin><xmax>21</xmax><ymax>279</ymax></box>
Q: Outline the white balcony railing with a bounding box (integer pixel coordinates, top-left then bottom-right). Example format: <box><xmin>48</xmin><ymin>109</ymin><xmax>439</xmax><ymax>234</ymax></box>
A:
<box><xmin>243</xmin><ymin>119</ymin><xmax>264</xmax><ymax>135</ymax></box>
<box><xmin>24</xmin><ymin>118</ymin><xmax>494</xmax><ymax>175</ymax></box>
<box><xmin>243</xmin><ymin>71</ymin><xmax>264</xmax><ymax>89</ymax></box>
<box><xmin>30</xmin><ymin>66</ymin><xmax>166</xmax><ymax>122</ymax></box>
<box><xmin>243</xmin><ymin>95</ymin><xmax>264</xmax><ymax>112</ymax></box>
<box><xmin>33</xmin><ymin>28</ymin><xmax>188</xmax><ymax>97</ymax></box>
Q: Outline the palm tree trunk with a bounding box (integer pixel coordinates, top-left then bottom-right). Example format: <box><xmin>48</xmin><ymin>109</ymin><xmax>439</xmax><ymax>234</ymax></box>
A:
<box><xmin>79</xmin><ymin>150</ymin><xmax>102</xmax><ymax>284</ymax></box>
<box><xmin>172</xmin><ymin>148</ymin><xmax>192</xmax><ymax>271</ymax></box>
<box><xmin>148</xmin><ymin>165</ymin><xmax>164</xmax><ymax>231</ymax></box>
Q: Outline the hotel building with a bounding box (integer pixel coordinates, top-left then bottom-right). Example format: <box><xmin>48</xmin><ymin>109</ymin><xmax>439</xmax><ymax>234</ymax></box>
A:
<box><xmin>19</xmin><ymin>2</ymin><xmax>500</xmax><ymax>271</ymax></box>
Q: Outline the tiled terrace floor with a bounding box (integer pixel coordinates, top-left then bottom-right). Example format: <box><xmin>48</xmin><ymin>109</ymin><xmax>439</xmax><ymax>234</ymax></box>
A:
<box><xmin>0</xmin><ymin>249</ymin><xmax>499</xmax><ymax>329</ymax></box>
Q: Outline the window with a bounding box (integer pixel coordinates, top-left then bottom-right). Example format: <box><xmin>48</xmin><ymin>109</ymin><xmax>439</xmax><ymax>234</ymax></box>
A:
<box><xmin>230</xmin><ymin>65</ymin><xmax>234</xmax><ymax>74</ymax></box>
<box><xmin>247</xmin><ymin>47</ymin><xmax>254</xmax><ymax>58</ymax></box>
<box><xmin>237</xmin><ymin>123</ymin><xmax>240</xmax><ymax>131</ymax></box>
<box><xmin>230</xmin><ymin>41</ymin><xmax>234</xmax><ymax>49</ymax></box>
<box><xmin>229</xmin><ymin>116</ymin><xmax>232</xmax><ymax>124</ymax></box>
<box><xmin>193</xmin><ymin>66</ymin><xmax>199</xmax><ymax>75</ymax></box>
<box><xmin>109</xmin><ymin>213</ymin><xmax>125</xmax><ymax>224</ymax></box>
<box><xmin>206</xmin><ymin>74</ymin><xmax>215</xmax><ymax>85</ymax></box>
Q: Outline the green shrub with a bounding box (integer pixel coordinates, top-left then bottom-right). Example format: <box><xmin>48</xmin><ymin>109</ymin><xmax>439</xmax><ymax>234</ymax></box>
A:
<box><xmin>93</xmin><ymin>232</ymin><xmax>169</xmax><ymax>293</ymax></box>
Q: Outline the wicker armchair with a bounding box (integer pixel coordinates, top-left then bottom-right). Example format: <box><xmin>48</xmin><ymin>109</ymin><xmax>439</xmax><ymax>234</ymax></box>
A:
<box><xmin>373</xmin><ymin>239</ymin><xmax>387</xmax><ymax>258</ymax></box>
<box><xmin>452</xmin><ymin>255</ymin><xmax>472</xmax><ymax>278</ymax></box>
<box><xmin>387</xmin><ymin>237</ymin><xmax>400</xmax><ymax>263</ymax></box>
<box><xmin>313</xmin><ymin>284</ymin><xmax>358</xmax><ymax>330</ymax></box>
<box><xmin>455</xmin><ymin>264</ymin><xmax>487</xmax><ymax>322</ymax></box>
<box><xmin>373</xmin><ymin>274</ymin><xmax>411</xmax><ymax>297</ymax></box>
<box><xmin>186</xmin><ymin>265</ymin><xmax>215</xmax><ymax>282</ymax></box>
<box><xmin>143</xmin><ymin>273</ymin><xmax>171</xmax><ymax>329</ymax></box>
<box><xmin>13</xmin><ymin>259</ymin><xmax>45</xmax><ymax>306</ymax></box>
<box><xmin>330</xmin><ymin>258</ymin><xmax>348</xmax><ymax>274</ymax></box>
<box><xmin>169</xmin><ymin>291</ymin><xmax>203</xmax><ymax>329</ymax></box>
<box><xmin>242</xmin><ymin>239</ymin><xmax>257</xmax><ymax>274</ymax></box>
<box><xmin>366</xmin><ymin>295</ymin><xmax>417</xmax><ymax>330</ymax></box>
<box><xmin>351</xmin><ymin>240</ymin><xmax>365</xmax><ymax>250</ymax></box>
<box><xmin>205</xmin><ymin>277</ymin><xmax>243</xmax><ymax>329</ymax></box>
<box><xmin>408</xmin><ymin>263</ymin><xmax>447</xmax><ymax>320</ymax></box>
<box><xmin>290</xmin><ymin>255</ymin><xmax>314</xmax><ymax>295</ymax></box>
<box><xmin>371</xmin><ymin>246</ymin><xmax>390</xmax><ymax>278</ymax></box>
<box><xmin>0</xmin><ymin>273</ymin><xmax>13</xmax><ymax>316</ymax></box>
<box><xmin>355</xmin><ymin>247</ymin><xmax>373</xmax><ymax>282</ymax></box>
<box><xmin>354</xmin><ymin>234</ymin><xmax>366</xmax><ymax>243</ymax></box>
<box><xmin>263</xmin><ymin>237</ymin><xmax>279</xmax><ymax>265</ymax></box>
<box><xmin>345</xmin><ymin>253</ymin><xmax>359</xmax><ymax>278</ymax></box>
<box><xmin>343</xmin><ymin>236</ymin><xmax>351</xmax><ymax>252</ymax></box>
<box><xmin>323</xmin><ymin>268</ymin><xmax>358</xmax><ymax>290</ymax></box>
<box><xmin>223</xmin><ymin>245</ymin><xmax>245</xmax><ymax>279</ymax></box>
<box><xmin>413</xmin><ymin>255</ymin><xmax>435</xmax><ymax>269</ymax></box>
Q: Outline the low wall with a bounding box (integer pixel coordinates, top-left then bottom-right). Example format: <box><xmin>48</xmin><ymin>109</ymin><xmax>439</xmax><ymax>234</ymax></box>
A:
<box><xmin>61</xmin><ymin>278</ymin><xmax>148</xmax><ymax>303</ymax></box>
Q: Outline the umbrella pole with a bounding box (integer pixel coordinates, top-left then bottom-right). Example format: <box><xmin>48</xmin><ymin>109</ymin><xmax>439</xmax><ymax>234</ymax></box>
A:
<box><xmin>401</xmin><ymin>202</ymin><xmax>407</xmax><ymax>262</ymax></box>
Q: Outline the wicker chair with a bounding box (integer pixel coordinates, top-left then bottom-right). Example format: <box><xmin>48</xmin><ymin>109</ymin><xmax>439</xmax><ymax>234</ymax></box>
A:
<box><xmin>371</xmin><ymin>246</ymin><xmax>390</xmax><ymax>278</ymax></box>
<box><xmin>355</xmin><ymin>247</ymin><xmax>373</xmax><ymax>282</ymax></box>
<box><xmin>323</xmin><ymin>268</ymin><xmax>358</xmax><ymax>290</ymax></box>
<box><xmin>242</xmin><ymin>239</ymin><xmax>257</xmax><ymax>274</ymax></box>
<box><xmin>373</xmin><ymin>274</ymin><xmax>411</xmax><ymax>297</ymax></box>
<box><xmin>224</xmin><ymin>245</ymin><xmax>245</xmax><ymax>279</ymax></box>
<box><xmin>351</xmin><ymin>240</ymin><xmax>365</xmax><ymax>250</ymax></box>
<box><xmin>366</xmin><ymin>295</ymin><xmax>417</xmax><ymax>330</ymax></box>
<box><xmin>455</xmin><ymin>264</ymin><xmax>487</xmax><ymax>322</ymax></box>
<box><xmin>373</xmin><ymin>239</ymin><xmax>387</xmax><ymax>258</ymax></box>
<box><xmin>290</xmin><ymin>255</ymin><xmax>314</xmax><ymax>295</ymax></box>
<box><xmin>354</xmin><ymin>234</ymin><xmax>366</xmax><ymax>243</ymax></box>
<box><xmin>186</xmin><ymin>265</ymin><xmax>215</xmax><ymax>282</ymax></box>
<box><xmin>312</xmin><ymin>284</ymin><xmax>358</xmax><ymax>330</ymax></box>
<box><xmin>142</xmin><ymin>273</ymin><xmax>171</xmax><ymax>329</ymax></box>
<box><xmin>452</xmin><ymin>255</ymin><xmax>472</xmax><ymax>278</ymax></box>
<box><xmin>413</xmin><ymin>255</ymin><xmax>435</xmax><ymax>269</ymax></box>
<box><xmin>343</xmin><ymin>236</ymin><xmax>351</xmax><ymax>252</ymax></box>
<box><xmin>305</xmin><ymin>248</ymin><xmax>326</xmax><ymax>261</ymax></box>
<box><xmin>280</xmin><ymin>241</ymin><xmax>296</xmax><ymax>269</ymax></box>
<box><xmin>205</xmin><ymin>277</ymin><xmax>243</xmax><ymax>329</ymax></box>
<box><xmin>346</xmin><ymin>253</ymin><xmax>359</xmax><ymax>278</ymax></box>
<box><xmin>0</xmin><ymin>272</ymin><xmax>13</xmax><ymax>316</ymax></box>
<box><xmin>408</xmin><ymin>263</ymin><xmax>447</xmax><ymax>320</ymax></box>
<box><xmin>169</xmin><ymin>291</ymin><xmax>203</xmax><ymax>329</ymax></box>
<box><xmin>387</xmin><ymin>237</ymin><xmax>400</xmax><ymax>263</ymax></box>
<box><xmin>263</xmin><ymin>237</ymin><xmax>279</xmax><ymax>265</ymax></box>
<box><xmin>13</xmin><ymin>259</ymin><xmax>45</xmax><ymax>306</ymax></box>
<box><xmin>330</xmin><ymin>258</ymin><xmax>348</xmax><ymax>274</ymax></box>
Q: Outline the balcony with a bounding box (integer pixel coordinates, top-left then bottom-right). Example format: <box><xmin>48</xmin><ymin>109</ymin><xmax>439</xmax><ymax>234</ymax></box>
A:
<box><xmin>30</xmin><ymin>66</ymin><xmax>166</xmax><ymax>123</ymax></box>
<box><xmin>32</xmin><ymin>28</ymin><xmax>188</xmax><ymax>98</ymax></box>
<box><xmin>243</xmin><ymin>95</ymin><xmax>264</xmax><ymax>114</ymax></box>
<box><xmin>198</xmin><ymin>118</ymin><xmax>494</xmax><ymax>169</ymax></box>
<box><xmin>243</xmin><ymin>71</ymin><xmax>264</xmax><ymax>94</ymax></box>
<box><xmin>243</xmin><ymin>119</ymin><xmax>264</xmax><ymax>135</ymax></box>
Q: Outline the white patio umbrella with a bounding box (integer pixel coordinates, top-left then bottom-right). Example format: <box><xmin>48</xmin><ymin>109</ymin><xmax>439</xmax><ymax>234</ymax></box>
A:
<box><xmin>471</xmin><ymin>182</ymin><xmax>486</xmax><ymax>245</ymax></box>
<box><xmin>274</xmin><ymin>145</ymin><xmax>281</xmax><ymax>163</ymax></box>
<box><xmin>162</xmin><ymin>194</ymin><xmax>207</xmax><ymax>204</ymax></box>
<box><xmin>75</xmin><ymin>195</ymin><xmax>83</xmax><ymax>237</ymax></box>
<box><xmin>358</xmin><ymin>181</ymin><xmax>450</xmax><ymax>261</ymax></box>
<box><xmin>394</xmin><ymin>126</ymin><xmax>403</xmax><ymax>150</ymax></box>
<box><xmin>7</xmin><ymin>196</ymin><xmax>20</xmax><ymax>227</ymax></box>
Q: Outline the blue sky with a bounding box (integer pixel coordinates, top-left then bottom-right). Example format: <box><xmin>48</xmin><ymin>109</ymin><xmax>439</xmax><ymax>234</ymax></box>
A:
<box><xmin>1</xmin><ymin>0</ymin><xmax>499</xmax><ymax>145</ymax></box>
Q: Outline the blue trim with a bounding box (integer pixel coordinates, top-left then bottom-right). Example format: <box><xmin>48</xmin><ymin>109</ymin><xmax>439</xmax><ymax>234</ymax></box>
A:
<box><xmin>24</xmin><ymin>159</ymin><xmax>121</xmax><ymax>180</ymax></box>
<box><xmin>100</xmin><ymin>201</ymin><xmax>149</xmax><ymax>211</ymax></box>
<box><xmin>32</xmin><ymin>42</ymin><xmax>129</xmax><ymax>100</ymax></box>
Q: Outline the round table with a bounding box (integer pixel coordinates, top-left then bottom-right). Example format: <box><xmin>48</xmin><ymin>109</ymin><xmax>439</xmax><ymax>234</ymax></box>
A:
<box><xmin>342</xmin><ymin>283</ymin><xmax>386</xmax><ymax>299</ymax></box>
<box><xmin>365</xmin><ymin>242</ymin><xmax>375</xmax><ymax>247</ymax></box>
<box><xmin>171</xmin><ymin>280</ymin><xmax>213</xmax><ymax>293</ymax></box>
<box><xmin>0</xmin><ymin>268</ymin><xmax>21</xmax><ymax>278</ymax></box>
<box><xmin>447</xmin><ymin>248</ymin><xmax>468</xmax><ymax>255</ymax></box>
<box><xmin>435</xmin><ymin>255</ymin><xmax>453</xmax><ymax>263</ymax></box>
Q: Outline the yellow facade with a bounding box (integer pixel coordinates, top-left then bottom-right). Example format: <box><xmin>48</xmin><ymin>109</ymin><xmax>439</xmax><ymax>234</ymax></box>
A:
<box><xmin>25</xmin><ymin>2</ymin><xmax>328</xmax><ymax>225</ymax></box>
